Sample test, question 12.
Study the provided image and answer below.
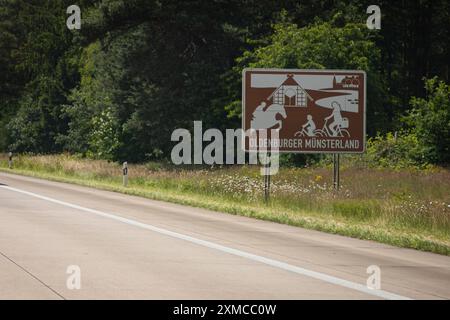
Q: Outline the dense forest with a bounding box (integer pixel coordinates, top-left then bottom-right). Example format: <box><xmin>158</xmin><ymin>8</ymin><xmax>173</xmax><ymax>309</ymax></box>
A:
<box><xmin>0</xmin><ymin>0</ymin><xmax>449</xmax><ymax>164</ymax></box>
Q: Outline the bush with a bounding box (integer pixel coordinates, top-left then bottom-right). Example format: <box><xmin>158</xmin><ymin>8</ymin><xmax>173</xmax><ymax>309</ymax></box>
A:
<box><xmin>365</xmin><ymin>132</ymin><xmax>430</xmax><ymax>169</ymax></box>
<box><xmin>403</xmin><ymin>77</ymin><xmax>450</xmax><ymax>164</ymax></box>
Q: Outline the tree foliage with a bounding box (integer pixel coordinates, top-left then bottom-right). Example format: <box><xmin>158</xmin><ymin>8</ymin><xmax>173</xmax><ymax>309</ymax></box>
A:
<box><xmin>0</xmin><ymin>0</ymin><xmax>449</xmax><ymax>164</ymax></box>
<box><xmin>225</xmin><ymin>18</ymin><xmax>387</xmax><ymax>136</ymax></box>
<box><xmin>404</xmin><ymin>78</ymin><xmax>450</xmax><ymax>163</ymax></box>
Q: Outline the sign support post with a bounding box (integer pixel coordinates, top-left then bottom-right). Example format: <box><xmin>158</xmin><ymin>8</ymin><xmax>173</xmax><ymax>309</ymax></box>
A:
<box><xmin>122</xmin><ymin>161</ymin><xmax>128</xmax><ymax>187</ymax></box>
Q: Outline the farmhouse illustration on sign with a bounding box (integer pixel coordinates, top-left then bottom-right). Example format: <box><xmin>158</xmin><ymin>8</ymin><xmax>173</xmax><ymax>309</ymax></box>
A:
<box><xmin>250</xmin><ymin>73</ymin><xmax>360</xmax><ymax>138</ymax></box>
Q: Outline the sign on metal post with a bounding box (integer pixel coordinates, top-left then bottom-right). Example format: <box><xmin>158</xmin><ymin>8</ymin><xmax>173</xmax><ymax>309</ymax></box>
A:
<box><xmin>242</xmin><ymin>69</ymin><xmax>366</xmax><ymax>194</ymax></box>
<box><xmin>122</xmin><ymin>161</ymin><xmax>128</xmax><ymax>187</ymax></box>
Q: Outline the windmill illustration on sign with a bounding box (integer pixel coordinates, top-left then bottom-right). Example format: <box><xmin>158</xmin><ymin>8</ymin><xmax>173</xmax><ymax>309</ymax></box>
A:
<box><xmin>251</xmin><ymin>74</ymin><xmax>314</xmax><ymax>130</ymax></box>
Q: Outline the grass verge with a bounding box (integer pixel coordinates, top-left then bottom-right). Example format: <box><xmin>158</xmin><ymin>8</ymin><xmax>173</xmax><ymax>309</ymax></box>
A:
<box><xmin>0</xmin><ymin>154</ymin><xmax>449</xmax><ymax>255</ymax></box>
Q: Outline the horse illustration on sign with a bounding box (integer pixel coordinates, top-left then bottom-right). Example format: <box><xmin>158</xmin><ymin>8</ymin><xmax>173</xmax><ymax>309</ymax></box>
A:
<box><xmin>251</xmin><ymin>102</ymin><xmax>287</xmax><ymax>130</ymax></box>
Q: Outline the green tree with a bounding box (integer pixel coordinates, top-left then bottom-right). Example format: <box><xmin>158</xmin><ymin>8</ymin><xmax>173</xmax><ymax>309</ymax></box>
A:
<box><xmin>225</xmin><ymin>19</ymin><xmax>387</xmax><ymax>135</ymax></box>
<box><xmin>2</xmin><ymin>0</ymin><xmax>449</xmax><ymax>165</ymax></box>
<box><xmin>2</xmin><ymin>0</ymin><xmax>80</xmax><ymax>153</ymax></box>
<box><xmin>403</xmin><ymin>78</ymin><xmax>450</xmax><ymax>163</ymax></box>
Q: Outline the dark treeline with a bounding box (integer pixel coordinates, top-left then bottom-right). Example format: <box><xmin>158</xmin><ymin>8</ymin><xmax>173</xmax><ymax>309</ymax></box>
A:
<box><xmin>0</xmin><ymin>0</ymin><xmax>449</xmax><ymax>163</ymax></box>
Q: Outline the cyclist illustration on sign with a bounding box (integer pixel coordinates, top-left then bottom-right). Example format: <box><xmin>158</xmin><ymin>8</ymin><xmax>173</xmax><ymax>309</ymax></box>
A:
<box><xmin>295</xmin><ymin>114</ymin><xmax>317</xmax><ymax>137</ymax></box>
<box><xmin>317</xmin><ymin>101</ymin><xmax>350</xmax><ymax>137</ymax></box>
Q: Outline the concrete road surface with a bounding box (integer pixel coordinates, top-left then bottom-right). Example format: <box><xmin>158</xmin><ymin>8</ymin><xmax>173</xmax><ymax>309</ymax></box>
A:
<box><xmin>0</xmin><ymin>172</ymin><xmax>449</xmax><ymax>300</ymax></box>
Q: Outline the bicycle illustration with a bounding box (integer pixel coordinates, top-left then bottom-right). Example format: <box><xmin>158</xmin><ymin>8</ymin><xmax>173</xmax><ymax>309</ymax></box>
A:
<box><xmin>294</xmin><ymin>114</ymin><xmax>317</xmax><ymax>137</ymax></box>
<box><xmin>314</xmin><ymin>117</ymin><xmax>350</xmax><ymax>138</ymax></box>
<box><xmin>294</xmin><ymin>127</ymin><xmax>313</xmax><ymax>137</ymax></box>
<box><xmin>295</xmin><ymin>116</ymin><xmax>350</xmax><ymax>138</ymax></box>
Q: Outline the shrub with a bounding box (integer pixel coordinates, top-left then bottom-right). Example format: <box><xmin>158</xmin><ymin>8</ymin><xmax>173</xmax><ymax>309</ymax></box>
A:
<box><xmin>365</xmin><ymin>132</ymin><xmax>430</xmax><ymax>169</ymax></box>
<box><xmin>403</xmin><ymin>77</ymin><xmax>450</xmax><ymax>164</ymax></box>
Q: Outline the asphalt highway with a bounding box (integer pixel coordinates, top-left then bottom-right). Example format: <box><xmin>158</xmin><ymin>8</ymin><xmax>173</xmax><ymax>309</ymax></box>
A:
<box><xmin>0</xmin><ymin>172</ymin><xmax>449</xmax><ymax>300</ymax></box>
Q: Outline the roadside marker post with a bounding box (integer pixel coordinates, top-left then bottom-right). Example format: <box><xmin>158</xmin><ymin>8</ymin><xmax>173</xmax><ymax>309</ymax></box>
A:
<box><xmin>333</xmin><ymin>154</ymin><xmax>340</xmax><ymax>191</ymax></box>
<box><xmin>122</xmin><ymin>162</ymin><xmax>128</xmax><ymax>187</ymax></box>
<box><xmin>8</xmin><ymin>152</ymin><xmax>12</xmax><ymax>169</ymax></box>
<box><xmin>263</xmin><ymin>153</ymin><xmax>271</xmax><ymax>203</ymax></box>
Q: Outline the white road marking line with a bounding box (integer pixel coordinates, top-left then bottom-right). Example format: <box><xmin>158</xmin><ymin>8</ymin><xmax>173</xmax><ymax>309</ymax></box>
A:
<box><xmin>1</xmin><ymin>185</ymin><xmax>411</xmax><ymax>300</ymax></box>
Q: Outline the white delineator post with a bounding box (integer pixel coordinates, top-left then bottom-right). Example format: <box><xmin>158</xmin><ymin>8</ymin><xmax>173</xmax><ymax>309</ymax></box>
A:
<box><xmin>122</xmin><ymin>161</ymin><xmax>128</xmax><ymax>187</ymax></box>
<box><xmin>8</xmin><ymin>152</ymin><xmax>12</xmax><ymax>169</ymax></box>
<box><xmin>333</xmin><ymin>154</ymin><xmax>340</xmax><ymax>191</ymax></box>
<box><xmin>264</xmin><ymin>152</ymin><xmax>271</xmax><ymax>204</ymax></box>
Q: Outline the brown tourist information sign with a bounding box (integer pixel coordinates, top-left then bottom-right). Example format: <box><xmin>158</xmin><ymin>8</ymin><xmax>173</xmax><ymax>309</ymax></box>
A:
<box><xmin>242</xmin><ymin>68</ymin><xmax>366</xmax><ymax>153</ymax></box>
